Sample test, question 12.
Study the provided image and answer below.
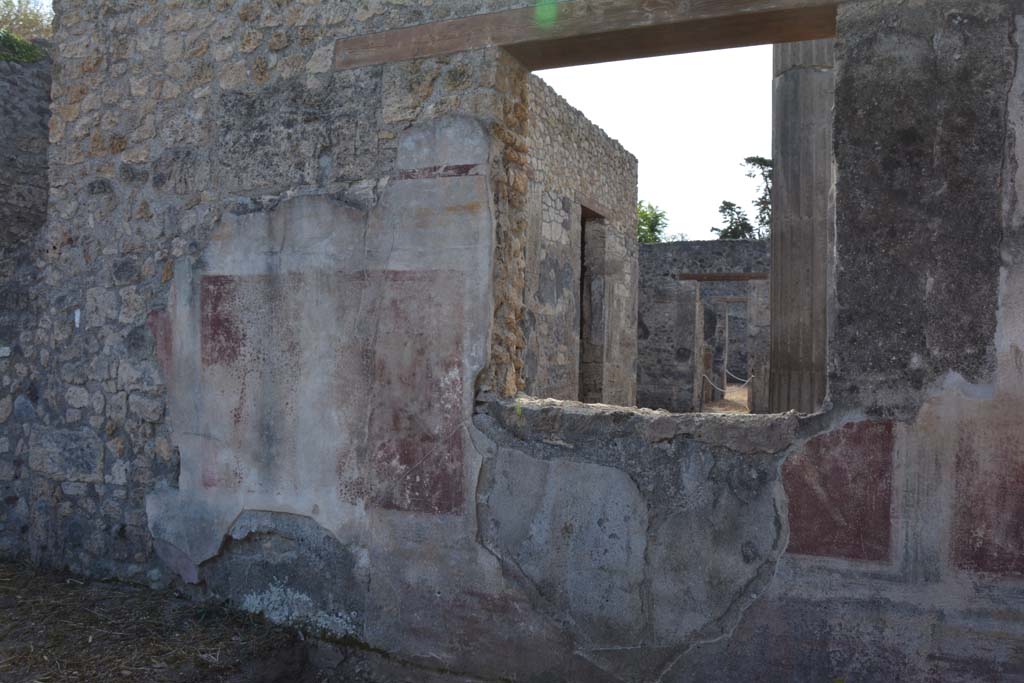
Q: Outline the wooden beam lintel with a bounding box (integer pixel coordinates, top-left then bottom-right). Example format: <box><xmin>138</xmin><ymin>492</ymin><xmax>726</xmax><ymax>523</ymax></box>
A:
<box><xmin>334</xmin><ymin>0</ymin><xmax>839</xmax><ymax>71</ymax></box>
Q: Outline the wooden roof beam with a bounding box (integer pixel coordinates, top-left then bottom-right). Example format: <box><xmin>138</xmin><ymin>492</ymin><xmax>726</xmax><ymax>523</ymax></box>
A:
<box><xmin>334</xmin><ymin>0</ymin><xmax>839</xmax><ymax>71</ymax></box>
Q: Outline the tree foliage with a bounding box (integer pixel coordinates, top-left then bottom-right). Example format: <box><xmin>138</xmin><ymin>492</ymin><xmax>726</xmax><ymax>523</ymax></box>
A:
<box><xmin>711</xmin><ymin>201</ymin><xmax>755</xmax><ymax>240</ymax></box>
<box><xmin>744</xmin><ymin>155</ymin><xmax>772</xmax><ymax>234</ymax></box>
<box><xmin>0</xmin><ymin>28</ymin><xmax>44</xmax><ymax>62</ymax></box>
<box><xmin>637</xmin><ymin>200</ymin><xmax>668</xmax><ymax>244</ymax></box>
<box><xmin>711</xmin><ymin>156</ymin><xmax>773</xmax><ymax>240</ymax></box>
<box><xmin>0</xmin><ymin>0</ymin><xmax>52</xmax><ymax>41</ymax></box>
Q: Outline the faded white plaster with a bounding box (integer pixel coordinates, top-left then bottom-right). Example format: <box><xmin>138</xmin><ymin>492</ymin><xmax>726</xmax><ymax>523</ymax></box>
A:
<box><xmin>147</xmin><ymin>116</ymin><xmax>497</xmax><ymax>576</ymax></box>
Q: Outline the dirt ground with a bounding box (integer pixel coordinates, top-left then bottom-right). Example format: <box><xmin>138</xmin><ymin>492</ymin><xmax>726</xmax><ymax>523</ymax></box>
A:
<box><xmin>0</xmin><ymin>561</ymin><xmax>481</xmax><ymax>683</ymax></box>
<box><xmin>0</xmin><ymin>561</ymin><xmax>306</xmax><ymax>683</ymax></box>
<box><xmin>703</xmin><ymin>383</ymin><xmax>750</xmax><ymax>414</ymax></box>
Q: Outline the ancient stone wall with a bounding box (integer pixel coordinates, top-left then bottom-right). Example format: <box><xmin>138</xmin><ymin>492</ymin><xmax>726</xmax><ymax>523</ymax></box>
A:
<box><xmin>636</xmin><ymin>278</ymin><xmax>703</xmax><ymax>413</ymax></box>
<box><xmin>7</xmin><ymin>0</ymin><xmax>1024</xmax><ymax>680</ymax></box>
<box><xmin>0</xmin><ymin>49</ymin><xmax>50</xmax><ymax>559</ymax></box>
<box><xmin>746</xmin><ymin>279</ymin><xmax>771</xmax><ymax>413</ymax></box>
<box><xmin>0</xmin><ymin>1</ymin><xmax>762</xmax><ymax>680</ymax></box>
<box><xmin>674</xmin><ymin>2</ymin><xmax>1024</xmax><ymax>679</ymax></box>
<box><xmin>12</xmin><ymin>0</ymin><xmax>530</xmax><ymax>580</ymax></box>
<box><xmin>520</xmin><ymin>74</ymin><xmax>638</xmax><ymax>405</ymax></box>
<box><xmin>638</xmin><ymin>240</ymin><xmax>770</xmax><ymax>413</ymax></box>
<box><xmin>0</xmin><ymin>51</ymin><xmax>49</xmax><ymax>244</ymax></box>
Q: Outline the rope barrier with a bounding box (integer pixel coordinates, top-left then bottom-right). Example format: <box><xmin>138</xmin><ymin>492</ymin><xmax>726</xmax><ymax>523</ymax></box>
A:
<box><xmin>725</xmin><ymin>368</ymin><xmax>754</xmax><ymax>386</ymax></box>
<box><xmin>703</xmin><ymin>371</ymin><xmax>757</xmax><ymax>396</ymax></box>
<box><xmin>701</xmin><ymin>374</ymin><xmax>729</xmax><ymax>395</ymax></box>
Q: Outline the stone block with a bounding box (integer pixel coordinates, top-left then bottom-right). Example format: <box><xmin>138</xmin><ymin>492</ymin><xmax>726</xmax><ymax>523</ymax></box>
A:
<box><xmin>128</xmin><ymin>393</ymin><xmax>164</xmax><ymax>423</ymax></box>
<box><xmin>65</xmin><ymin>385</ymin><xmax>91</xmax><ymax>409</ymax></box>
<box><xmin>478</xmin><ymin>447</ymin><xmax>647</xmax><ymax>647</ymax></box>
<box><xmin>29</xmin><ymin>427</ymin><xmax>104</xmax><ymax>484</ymax></box>
<box><xmin>203</xmin><ymin>511</ymin><xmax>368</xmax><ymax>638</ymax></box>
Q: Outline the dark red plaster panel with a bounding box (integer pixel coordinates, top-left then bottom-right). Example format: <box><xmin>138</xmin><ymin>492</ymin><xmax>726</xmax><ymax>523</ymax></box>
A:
<box><xmin>200</xmin><ymin>275</ymin><xmax>244</xmax><ymax>367</ymax></box>
<box><xmin>195</xmin><ymin>270</ymin><xmax>466</xmax><ymax>513</ymax></box>
<box><xmin>395</xmin><ymin>163</ymin><xmax>482</xmax><ymax>180</ymax></box>
<box><xmin>783</xmin><ymin>420</ymin><xmax>894</xmax><ymax>561</ymax></box>
<box><xmin>367</xmin><ymin>270</ymin><xmax>465</xmax><ymax>514</ymax></box>
<box><xmin>952</xmin><ymin>409</ymin><xmax>1024</xmax><ymax>576</ymax></box>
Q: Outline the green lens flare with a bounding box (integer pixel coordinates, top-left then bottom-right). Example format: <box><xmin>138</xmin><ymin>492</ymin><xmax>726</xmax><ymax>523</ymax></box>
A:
<box><xmin>534</xmin><ymin>0</ymin><xmax>558</xmax><ymax>28</ymax></box>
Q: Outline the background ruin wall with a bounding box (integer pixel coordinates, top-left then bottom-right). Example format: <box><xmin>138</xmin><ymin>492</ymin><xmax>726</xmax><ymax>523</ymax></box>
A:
<box><xmin>638</xmin><ymin>240</ymin><xmax>770</xmax><ymax>413</ymax></box>
<box><xmin>520</xmin><ymin>75</ymin><xmax>638</xmax><ymax>405</ymax></box>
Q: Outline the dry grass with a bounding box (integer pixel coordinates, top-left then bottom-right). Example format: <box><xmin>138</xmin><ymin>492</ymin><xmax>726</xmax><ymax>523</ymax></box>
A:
<box><xmin>0</xmin><ymin>561</ymin><xmax>303</xmax><ymax>683</ymax></box>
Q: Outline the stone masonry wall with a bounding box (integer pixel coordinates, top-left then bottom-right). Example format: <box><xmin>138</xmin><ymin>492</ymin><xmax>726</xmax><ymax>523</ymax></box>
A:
<box><xmin>674</xmin><ymin>2</ymin><xmax>1024</xmax><ymax>679</ymax></box>
<box><xmin>9</xmin><ymin>0</ymin><xmax>1024</xmax><ymax>680</ymax></box>
<box><xmin>1</xmin><ymin>1</ymin><xmax>781</xmax><ymax>680</ymax></box>
<box><xmin>14</xmin><ymin>0</ymin><xmax>528</xmax><ymax>580</ymax></box>
<box><xmin>0</xmin><ymin>50</ymin><xmax>50</xmax><ymax>559</ymax></box>
<box><xmin>638</xmin><ymin>240</ymin><xmax>770</xmax><ymax>413</ymax></box>
<box><xmin>0</xmin><ymin>50</ymin><xmax>50</xmax><ymax>244</ymax></box>
<box><xmin>520</xmin><ymin>74</ymin><xmax>638</xmax><ymax>405</ymax></box>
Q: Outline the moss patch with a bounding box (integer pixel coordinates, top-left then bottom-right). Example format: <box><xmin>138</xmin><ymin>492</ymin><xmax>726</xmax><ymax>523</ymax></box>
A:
<box><xmin>0</xmin><ymin>29</ymin><xmax>45</xmax><ymax>63</ymax></box>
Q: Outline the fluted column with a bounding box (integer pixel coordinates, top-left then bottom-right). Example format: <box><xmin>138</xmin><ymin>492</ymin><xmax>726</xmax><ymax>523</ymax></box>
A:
<box><xmin>769</xmin><ymin>39</ymin><xmax>835</xmax><ymax>413</ymax></box>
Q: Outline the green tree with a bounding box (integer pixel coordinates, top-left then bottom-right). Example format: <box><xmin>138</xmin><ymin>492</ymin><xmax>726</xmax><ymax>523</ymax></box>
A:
<box><xmin>744</xmin><ymin>155</ymin><xmax>772</xmax><ymax>235</ymax></box>
<box><xmin>711</xmin><ymin>201</ymin><xmax>756</xmax><ymax>240</ymax></box>
<box><xmin>0</xmin><ymin>28</ymin><xmax>43</xmax><ymax>62</ymax></box>
<box><xmin>637</xmin><ymin>200</ymin><xmax>668</xmax><ymax>244</ymax></box>
<box><xmin>0</xmin><ymin>0</ymin><xmax>52</xmax><ymax>40</ymax></box>
<box><xmin>711</xmin><ymin>156</ymin><xmax>773</xmax><ymax>240</ymax></box>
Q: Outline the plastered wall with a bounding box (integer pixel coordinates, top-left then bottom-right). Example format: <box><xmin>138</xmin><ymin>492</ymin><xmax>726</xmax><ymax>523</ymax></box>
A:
<box><xmin>4</xmin><ymin>0</ymin><xmax>1024</xmax><ymax>681</ymax></box>
<box><xmin>679</xmin><ymin>4</ymin><xmax>1024</xmax><ymax>679</ymax></box>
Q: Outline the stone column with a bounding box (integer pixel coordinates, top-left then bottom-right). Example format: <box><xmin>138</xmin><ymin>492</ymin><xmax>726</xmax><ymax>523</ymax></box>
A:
<box><xmin>769</xmin><ymin>39</ymin><xmax>834</xmax><ymax>413</ymax></box>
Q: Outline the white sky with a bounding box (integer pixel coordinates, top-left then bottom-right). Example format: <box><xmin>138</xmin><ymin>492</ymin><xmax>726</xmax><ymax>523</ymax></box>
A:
<box><xmin>537</xmin><ymin>46</ymin><xmax>773</xmax><ymax>241</ymax></box>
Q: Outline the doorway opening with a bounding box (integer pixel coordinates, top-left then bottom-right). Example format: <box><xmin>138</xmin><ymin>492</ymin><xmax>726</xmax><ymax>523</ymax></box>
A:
<box><xmin>513</xmin><ymin>29</ymin><xmax>834</xmax><ymax>415</ymax></box>
<box><xmin>579</xmin><ymin>206</ymin><xmax>607</xmax><ymax>404</ymax></box>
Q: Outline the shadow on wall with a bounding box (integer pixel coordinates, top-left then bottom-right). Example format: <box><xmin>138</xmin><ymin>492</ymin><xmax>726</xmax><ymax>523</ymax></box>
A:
<box><xmin>0</xmin><ymin>46</ymin><xmax>50</xmax><ymax>560</ymax></box>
